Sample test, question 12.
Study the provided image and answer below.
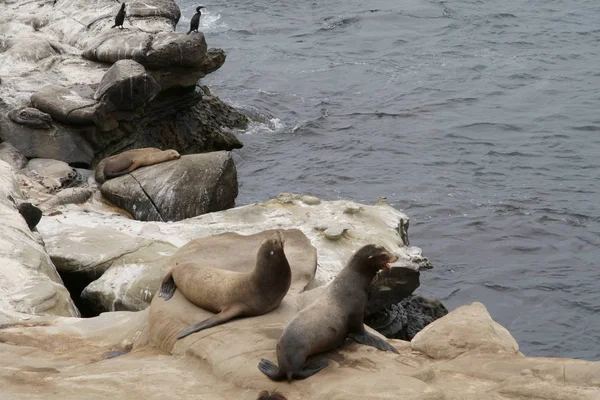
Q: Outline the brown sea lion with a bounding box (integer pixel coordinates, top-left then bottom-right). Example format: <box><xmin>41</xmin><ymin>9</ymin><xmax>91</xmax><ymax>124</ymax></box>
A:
<box><xmin>94</xmin><ymin>148</ymin><xmax>181</xmax><ymax>184</ymax></box>
<box><xmin>258</xmin><ymin>244</ymin><xmax>400</xmax><ymax>382</ymax></box>
<box><xmin>158</xmin><ymin>231</ymin><xmax>292</xmax><ymax>340</ymax></box>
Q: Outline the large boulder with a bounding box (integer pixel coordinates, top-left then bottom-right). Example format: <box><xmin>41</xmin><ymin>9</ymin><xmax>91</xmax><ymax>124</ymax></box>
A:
<box><xmin>0</xmin><ymin>142</ymin><xmax>28</xmax><ymax>170</ymax></box>
<box><xmin>100</xmin><ymin>152</ymin><xmax>238</xmax><ymax>222</ymax></box>
<box><xmin>94</xmin><ymin>60</ymin><xmax>161</xmax><ymax>111</ymax></box>
<box><xmin>31</xmin><ymin>85</ymin><xmax>97</xmax><ymax>125</ymax></box>
<box><xmin>0</xmin><ymin>160</ymin><xmax>79</xmax><ymax>322</ymax></box>
<box><xmin>21</xmin><ymin>158</ymin><xmax>80</xmax><ymax>193</ymax></box>
<box><xmin>411</xmin><ymin>302</ymin><xmax>519</xmax><ymax>359</ymax></box>
<box><xmin>0</xmin><ymin>100</ymin><xmax>95</xmax><ymax>166</ymax></box>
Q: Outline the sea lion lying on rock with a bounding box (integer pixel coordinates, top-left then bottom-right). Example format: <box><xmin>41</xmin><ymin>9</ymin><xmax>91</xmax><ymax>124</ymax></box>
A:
<box><xmin>159</xmin><ymin>231</ymin><xmax>292</xmax><ymax>339</ymax></box>
<box><xmin>94</xmin><ymin>148</ymin><xmax>180</xmax><ymax>184</ymax></box>
<box><xmin>259</xmin><ymin>244</ymin><xmax>400</xmax><ymax>382</ymax></box>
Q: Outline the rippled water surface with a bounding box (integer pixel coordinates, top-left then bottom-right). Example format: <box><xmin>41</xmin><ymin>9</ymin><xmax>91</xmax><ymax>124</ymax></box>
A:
<box><xmin>176</xmin><ymin>0</ymin><xmax>600</xmax><ymax>360</ymax></box>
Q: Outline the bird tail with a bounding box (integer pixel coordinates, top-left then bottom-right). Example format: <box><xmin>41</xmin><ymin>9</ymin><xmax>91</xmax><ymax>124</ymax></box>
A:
<box><xmin>187</xmin><ymin>30</ymin><xmax>192</xmax><ymax>34</ymax></box>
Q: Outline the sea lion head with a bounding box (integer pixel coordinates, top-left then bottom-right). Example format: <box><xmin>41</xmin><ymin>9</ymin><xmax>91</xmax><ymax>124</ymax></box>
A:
<box><xmin>350</xmin><ymin>244</ymin><xmax>399</xmax><ymax>276</ymax></box>
<box><xmin>259</xmin><ymin>231</ymin><xmax>285</xmax><ymax>256</ymax></box>
<box><xmin>166</xmin><ymin>149</ymin><xmax>181</xmax><ymax>160</ymax></box>
<box><xmin>257</xmin><ymin>390</ymin><xmax>287</xmax><ymax>400</ymax></box>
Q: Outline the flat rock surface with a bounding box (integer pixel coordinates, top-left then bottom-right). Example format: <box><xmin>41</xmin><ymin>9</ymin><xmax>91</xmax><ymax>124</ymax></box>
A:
<box><xmin>2</xmin><ymin>301</ymin><xmax>598</xmax><ymax>400</ymax></box>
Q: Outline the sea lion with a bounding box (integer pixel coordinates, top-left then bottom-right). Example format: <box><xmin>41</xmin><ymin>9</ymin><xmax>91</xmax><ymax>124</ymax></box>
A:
<box><xmin>158</xmin><ymin>231</ymin><xmax>292</xmax><ymax>340</ymax></box>
<box><xmin>258</xmin><ymin>244</ymin><xmax>400</xmax><ymax>382</ymax></box>
<box><xmin>94</xmin><ymin>148</ymin><xmax>180</xmax><ymax>184</ymax></box>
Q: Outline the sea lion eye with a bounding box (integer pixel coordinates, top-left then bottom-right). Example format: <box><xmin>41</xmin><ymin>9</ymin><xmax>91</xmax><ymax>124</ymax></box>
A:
<box><xmin>270</xmin><ymin>251</ymin><xmax>274</xmax><ymax>256</ymax></box>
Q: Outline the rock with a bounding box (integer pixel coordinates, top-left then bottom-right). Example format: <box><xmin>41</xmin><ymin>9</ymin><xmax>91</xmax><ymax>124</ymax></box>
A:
<box><xmin>324</xmin><ymin>224</ymin><xmax>349</xmax><ymax>240</ymax></box>
<box><xmin>0</xmin><ymin>160</ymin><xmax>79</xmax><ymax>322</ymax></box>
<box><xmin>365</xmin><ymin>267</ymin><xmax>421</xmax><ymax>316</ymax></box>
<box><xmin>31</xmin><ymin>85</ymin><xmax>97</xmax><ymax>125</ymax></box>
<box><xmin>365</xmin><ymin>295</ymin><xmax>448</xmax><ymax>341</ymax></box>
<box><xmin>22</xmin><ymin>158</ymin><xmax>79</xmax><ymax>193</ymax></box>
<box><xmin>411</xmin><ymin>302</ymin><xmax>519</xmax><ymax>359</ymax></box>
<box><xmin>37</xmin><ymin>192</ymin><xmax>429</xmax><ymax>289</ymax></box>
<box><xmin>0</xmin><ymin>101</ymin><xmax>95</xmax><ymax>166</ymax></box>
<box><xmin>344</xmin><ymin>203</ymin><xmax>362</xmax><ymax>214</ymax></box>
<box><xmin>300</xmin><ymin>194</ymin><xmax>321</xmax><ymax>205</ymax></box>
<box><xmin>94</xmin><ymin>60</ymin><xmax>160</xmax><ymax>111</ymax></box>
<box><xmin>8</xmin><ymin>107</ymin><xmax>52</xmax><ymax>129</ymax></box>
<box><xmin>1</xmin><ymin>307</ymin><xmax>599</xmax><ymax>400</ymax></box>
<box><xmin>82</xmin><ymin>31</ymin><xmax>208</xmax><ymax>70</ymax></box>
<box><xmin>3</xmin><ymin>37</ymin><xmax>60</xmax><ymax>62</ymax></box>
<box><xmin>81</xmin><ymin>241</ymin><xmax>177</xmax><ymax>314</ymax></box>
<box><xmin>100</xmin><ymin>152</ymin><xmax>238</xmax><ymax>222</ymax></box>
<box><xmin>0</xmin><ymin>142</ymin><xmax>28</xmax><ymax>170</ymax></box>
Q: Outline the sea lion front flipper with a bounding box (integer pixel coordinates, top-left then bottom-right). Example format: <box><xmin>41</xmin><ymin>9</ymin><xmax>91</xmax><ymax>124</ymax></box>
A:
<box><xmin>158</xmin><ymin>271</ymin><xmax>176</xmax><ymax>300</ymax></box>
<box><xmin>348</xmin><ymin>332</ymin><xmax>399</xmax><ymax>354</ymax></box>
<box><xmin>293</xmin><ymin>359</ymin><xmax>329</xmax><ymax>380</ymax></box>
<box><xmin>176</xmin><ymin>306</ymin><xmax>242</xmax><ymax>340</ymax></box>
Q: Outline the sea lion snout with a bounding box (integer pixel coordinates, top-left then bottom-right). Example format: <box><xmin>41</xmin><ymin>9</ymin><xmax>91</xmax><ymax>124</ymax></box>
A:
<box><xmin>266</xmin><ymin>231</ymin><xmax>285</xmax><ymax>250</ymax></box>
<box><xmin>380</xmin><ymin>251</ymin><xmax>399</xmax><ymax>270</ymax></box>
<box><xmin>168</xmin><ymin>150</ymin><xmax>181</xmax><ymax>159</ymax></box>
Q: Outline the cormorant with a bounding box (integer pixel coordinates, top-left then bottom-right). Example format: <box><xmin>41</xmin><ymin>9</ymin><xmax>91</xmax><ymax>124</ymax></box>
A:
<box><xmin>112</xmin><ymin>3</ymin><xmax>126</xmax><ymax>29</ymax></box>
<box><xmin>187</xmin><ymin>6</ymin><xmax>205</xmax><ymax>34</ymax></box>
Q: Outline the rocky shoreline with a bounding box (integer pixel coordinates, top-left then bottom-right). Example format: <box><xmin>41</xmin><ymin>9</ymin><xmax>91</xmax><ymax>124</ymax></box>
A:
<box><xmin>1</xmin><ymin>0</ymin><xmax>599</xmax><ymax>399</ymax></box>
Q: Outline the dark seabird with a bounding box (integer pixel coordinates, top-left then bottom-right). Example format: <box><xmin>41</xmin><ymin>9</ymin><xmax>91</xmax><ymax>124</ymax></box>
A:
<box><xmin>112</xmin><ymin>3</ymin><xmax>126</xmax><ymax>29</ymax></box>
<box><xmin>187</xmin><ymin>6</ymin><xmax>205</xmax><ymax>34</ymax></box>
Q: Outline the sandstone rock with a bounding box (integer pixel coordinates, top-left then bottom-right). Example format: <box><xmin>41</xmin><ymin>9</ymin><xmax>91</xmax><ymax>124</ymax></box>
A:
<box><xmin>0</xmin><ymin>160</ymin><xmax>79</xmax><ymax>322</ymax></box>
<box><xmin>22</xmin><ymin>158</ymin><xmax>79</xmax><ymax>193</ymax></box>
<box><xmin>100</xmin><ymin>152</ymin><xmax>238</xmax><ymax>222</ymax></box>
<box><xmin>0</xmin><ymin>141</ymin><xmax>28</xmax><ymax>170</ymax></box>
<box><xmin>81</xmin><ymin>241</ymin><xmax>178</xmax><ymax>313</ymax></box>
<box><xmin>411</xmin><ymin>302</ymin><xmax>519</xmax><ymax>359</ymax></box>
<box><xmin>1</xmin><ymin>306</ymin><xmax>599</xmax><ymax>400</ymax></box>
<box><xmin>39</xmin><ymin>188</ymin><xmax>95</xmax><ymax>212</ymax></box>
<box><xmin>94</xmin><ymin>60</ymin><xmax>160</xmax><ymax>111</ymax></box>
<box><xmin>38</xmin><ymin>192</ymin><xmax>429</xmax><ymax>286</ymax></box>
<box><xmin>0</xmin><ymin>101</ymin><xmax>95</xmax><ymax>166</ymax></box>
<box><xmin>31</xmin><ymin>85</ymin><xmax>97</xmax><ymax>125</ymax></box>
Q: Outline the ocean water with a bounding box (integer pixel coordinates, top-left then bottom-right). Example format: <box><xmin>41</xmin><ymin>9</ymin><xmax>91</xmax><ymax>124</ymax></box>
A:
<box><xmin>176</xmin><ymin>0</ymin><xmax>600</xmax><ymax>361</ymax></box>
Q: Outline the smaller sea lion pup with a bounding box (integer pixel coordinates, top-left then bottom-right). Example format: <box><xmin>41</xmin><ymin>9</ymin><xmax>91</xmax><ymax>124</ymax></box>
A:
<box><xmin>95</xmin><ymin>148</ymin><xmax>181</xmax><ymax>184</ymax></box>
<box><xmin>159</xmin><ymin>231</ymin><xmax>292</xmax><ymax>340</ymax></box>
<box><xmin>258</xmin><ymin>244</ymin><xmax>400</xmax><ymax>382</ymax></box>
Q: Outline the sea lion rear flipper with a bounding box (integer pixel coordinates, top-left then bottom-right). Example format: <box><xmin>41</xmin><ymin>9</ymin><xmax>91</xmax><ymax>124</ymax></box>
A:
<box><xmin>293</xmin><ymin>359</ymin><xmax>329</xmax><ymax>380</ymax></box>
<box><xmin>176</xmin><ymin>306</ymin><xmax>242</xmax><ymax>340</ymax></box>
<box><xmin>348</xmin><ymin>332</ymin><xmax>399</xmax><ymax>354</ymax></box>
<box><xmin>258</xmin><ymin>359</ymin><xmax>286</xmax><ymax>381</ymax></box>
<box><xmin>158</xmin><ymin>271</ymin><xmax>176</xmax><ymax>300</ymax></box>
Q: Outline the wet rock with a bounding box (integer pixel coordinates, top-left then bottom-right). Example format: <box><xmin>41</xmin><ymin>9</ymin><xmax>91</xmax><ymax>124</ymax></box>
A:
<box><xmin>411</xmin><ymin>301</ymin><xmax>519</xmax><ymax>359</ymax></box>
<box><xmin>3</xmin><ymin>37</ymin><xmax>60</xmax><ymax>62</ymax></box>
<box><xmin>94</xmin><ymin>60</ymin><xmax>160</xmax><ymax>111</ymax></box>
<box><xmin>365</xmin><ymin>295</ymin><xmax>448</xmax><ymax>341</ymax></box>
<box><xmin>0</xmin><ymin>142</ymin><xmax>28</xmax><ymax>170</ymax></box>
<box><xmin>365</xmin><ymin>267</ymin><xmax>421</xmax><ymax>316</ymax></box>
<box><xmin>100</xmin><ymin>152</ymin><xmax>238</xmax><ymax>222</ymax></box>
<box><xmin>31</xmin><ymin>85</ymin><xmax>97</xmax><ymax>126</ymax></box>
